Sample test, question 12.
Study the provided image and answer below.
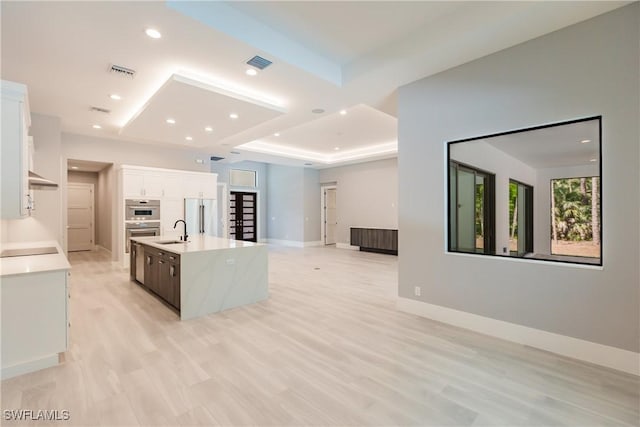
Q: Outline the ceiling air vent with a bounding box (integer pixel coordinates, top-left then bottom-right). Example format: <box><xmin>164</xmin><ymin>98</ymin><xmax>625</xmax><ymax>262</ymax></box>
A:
<box><xmin>246</xmin><ymin>55</ymin><xmax>272</xmax><ymax>70</ymax></box>
<box><xmin>109</xmin><ymin>64</ymin><xmax>136</xmax><ymax>78</ymax></box>
<box><xmin>210</xmin><ymin>156</ymin><xmax>225</xmax><ymax>162</ymax></box>
<box><xmin>90</xmin><ymin>106</ymin><xmax>111</xmax><ymax>114</ymax></box>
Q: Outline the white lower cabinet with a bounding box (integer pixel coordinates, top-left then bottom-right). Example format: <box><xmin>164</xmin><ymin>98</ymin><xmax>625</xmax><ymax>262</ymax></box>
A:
<box><xmin>1</xmin><ymin>269</ymin><xmax>69</xmax><ymax>379</ymax></box>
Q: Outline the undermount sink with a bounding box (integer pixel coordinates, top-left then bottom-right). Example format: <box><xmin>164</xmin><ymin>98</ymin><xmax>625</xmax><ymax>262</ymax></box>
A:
<box><xmin>155</xmin><ymin>240</ymin><xmax>187</xmax><ymax>245</ymax></box>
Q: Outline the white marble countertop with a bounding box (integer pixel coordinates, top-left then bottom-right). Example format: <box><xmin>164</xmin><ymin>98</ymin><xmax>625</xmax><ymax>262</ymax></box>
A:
<box><xmin>0</xmin><ymin>240</ymin><xmax>71</xmax><ymax>277</ymax></box>
<box><xmin>131</xmin><ymin>235</ymin><xmax>264</xmax><ymax>255</ymax></box>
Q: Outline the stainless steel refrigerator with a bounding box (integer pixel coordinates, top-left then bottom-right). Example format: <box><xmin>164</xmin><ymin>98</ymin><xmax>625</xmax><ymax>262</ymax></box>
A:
<box><xmin>184</xmin><ymin>198</ymin><xmax>217</xmax><ymax>237</ymax></box>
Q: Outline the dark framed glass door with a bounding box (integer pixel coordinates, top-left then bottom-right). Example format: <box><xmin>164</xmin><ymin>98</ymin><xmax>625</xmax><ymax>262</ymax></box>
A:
<box><xmin>229</xmin><ymin>191</ymin><xmax>257</xmax><ymax>242</ymax></box>
<box><xmin>449</xmin><ymin>161</ymin><xmax>495</xmax><ymax>254</ymax></box>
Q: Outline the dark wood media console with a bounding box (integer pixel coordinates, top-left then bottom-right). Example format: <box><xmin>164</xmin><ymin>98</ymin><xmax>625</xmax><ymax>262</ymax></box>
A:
<box><xmin>350</xmin><ymin>227</ymin><xmax>398</xmax><ymax>255</ymax></box>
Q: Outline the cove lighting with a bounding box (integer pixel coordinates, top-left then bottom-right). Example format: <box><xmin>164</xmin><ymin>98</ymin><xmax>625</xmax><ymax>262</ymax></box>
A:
<box><xmin>236</xmin><ymin>140</ymin><xmax>398</xmax><ymax>165</ymax></box>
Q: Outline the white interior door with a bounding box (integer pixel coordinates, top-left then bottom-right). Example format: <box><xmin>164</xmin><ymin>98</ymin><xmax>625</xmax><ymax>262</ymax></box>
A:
<box><xmin>67</xmin><ymin>183</ymin><xmax>94</xmax><ymax>252</ymax></box>
<box><xmin>324</xmin><ymin>188</ymin><xmax>337</xmax><ymax>245</ymax></box>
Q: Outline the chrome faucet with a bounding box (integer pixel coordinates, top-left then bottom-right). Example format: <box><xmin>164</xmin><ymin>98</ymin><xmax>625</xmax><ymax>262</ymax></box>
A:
<box><xmin>174</xmin><ymin>219</ymin><xmax>188</xmax><ymax>242</ymax></box>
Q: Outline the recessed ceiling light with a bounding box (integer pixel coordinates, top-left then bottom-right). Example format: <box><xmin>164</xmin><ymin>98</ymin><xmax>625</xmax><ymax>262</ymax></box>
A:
<box><xmin>110</xmin><ymin>94</ymin><xmax>122</xmax><ymax>100</ymax></box>
<box><xmin>145</xmin><ymin>28</ymin><xmax>162</xmax><ymax>39</ymax></box>
<box><xmin>166</xmin><ymin>118</ymin><xmax>176</xmax><ymax>124</ymax></box>
<box><xmin>185</xmin><ymin>136</ymin><xmax>193</xmax><ymax>141</ymax></box>
<box><xmin>312</xmin><ymin>108</ymin><xmax>325</xmax><ymax>114</ymax></box>
<box><xmin>204</xmin><ymin>126</ymin><xmax>213</xmax><ymax>132</ymax></box>
<box><xmin>339</xmin><ymin>110</ymin><xmax>347</xmax><ymax>115</ymax></box>
<box><xmin>221</xmin><ymin>143</ymin><xmax>229</xmax><ymax>146</ymax></box>
<box><xmin>334</xmin><ymin>147</ymin><xmax>340</xmax><ymax>151</ymax></box>
<box><xmin>245</xmin><ymin>68</ymin><xmax>258</xmax><ymax>76</ymax></box>
<box><xmin>581</xmin><ymin>139</ymin><xmax>591</xmax><ymax>144</ymax></box>
<box><xmin>590</xmin><ymin>158</ymin><xmax>597</xmax><ymax>162</ymax></box>
<box><xmin>229</xmin><ymin>113</ymin><xmax>239</xmax><ymax>119</ymax></box>
<box><xmin>274</xmin><ymin>132</ymin><xmax>280</xmax><ymax>137</ymax></box>
<box><xmin>70</xmin><ymin>166</ymin><xmax>79</xmax><ymax>170</ymax></box>
<box><xmin>92</xmin><ymin>124</ymin><xmax>102</xmax><ymax>129</ymax></box>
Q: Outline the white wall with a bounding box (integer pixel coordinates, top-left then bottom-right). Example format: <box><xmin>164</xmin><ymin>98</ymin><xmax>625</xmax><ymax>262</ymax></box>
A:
<box><xmin>97</xmin><ymin>165</ymin><xmax>114</xmax><ymax>253</ymax></box>
<box><xmin>398</xmin><ymin>4</ymin><xmax>639</xmax><ymax>352</ymax></box>
<box><xmin>1</xmin><ymin>113</ymin><xmax>62</xmax><ymax>244</ymax></box>
<box><xmin>303</xmin><ymin>168</ymin><xmax>320</xmax><ymax>242</ymax></box>
<box><xmin>319</xmin><ymin>158</ymin><xmax>398</xmax><ymax>246</ymax></box>
<box><xmin>266</xmin><ymin>164</ymin><xmax>304</xmax><ymax>243</ymax></box>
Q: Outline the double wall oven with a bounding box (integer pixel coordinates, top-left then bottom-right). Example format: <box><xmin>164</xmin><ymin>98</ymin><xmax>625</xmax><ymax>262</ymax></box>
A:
<box><xmin>125</xmin><ymin>199</ymin><xmax>160</xmax><ymax>253</ymax></box>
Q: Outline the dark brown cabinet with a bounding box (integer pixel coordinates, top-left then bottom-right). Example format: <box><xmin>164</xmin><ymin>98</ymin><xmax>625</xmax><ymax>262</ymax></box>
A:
<box><xmin>133</xmin><ymin>244</ymin><xmax>181</xmax><ymax>311</ymax></box>
<box><xmin>350</xmin><ymin>227</ymin><xmax>398</xmax><ymax>255</ymax></box>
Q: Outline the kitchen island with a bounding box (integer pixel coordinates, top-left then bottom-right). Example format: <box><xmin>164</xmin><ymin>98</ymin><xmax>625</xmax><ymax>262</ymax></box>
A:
<box><xmin>130</xmin><ymin>235</ymin><xmax>268</xmax><ymax>320</ymax></box>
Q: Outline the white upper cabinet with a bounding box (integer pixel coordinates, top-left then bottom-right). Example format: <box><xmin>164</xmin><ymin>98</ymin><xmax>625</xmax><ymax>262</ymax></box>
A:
<box><xmin>122</xmin><ymin>169</ymin><xmax>164</xmax><ymax>198</ymax></box>
<box><xmin>183</xmin><ymin>172</ymin><xmax>217</xmax><ymax>199</ymax></box>
<box><xmin>121</xmin><ymin>166</ymin><xmax>217</xmax><ymax>201</ymax></box>
<box><xmin>1</xmin><ymin>80</ymin><xmax>31</xmax><ymax>219</ymax></box>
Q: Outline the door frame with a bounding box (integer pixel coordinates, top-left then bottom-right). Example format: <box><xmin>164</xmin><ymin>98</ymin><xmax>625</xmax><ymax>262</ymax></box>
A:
<box><xmin>230</xmin><ymin>189</ymin><xmax>259</xmax><ymax>242</ymax></box>
<box><xmin>67</xmin><ymin>182</ymin><xmax>95</xmax><ymax>252</ymax></box>
<box><xmin>320</xmin><ymin>185</ymin><xmax>337</xmax><ymax>245</ymax></box>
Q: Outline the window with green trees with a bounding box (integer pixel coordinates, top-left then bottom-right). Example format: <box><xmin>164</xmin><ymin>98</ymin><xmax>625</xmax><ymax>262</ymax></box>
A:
<box><xmin>551</xmin><ymin>177</ymin><xmax>600</xmax><ymax>258</ymax></box>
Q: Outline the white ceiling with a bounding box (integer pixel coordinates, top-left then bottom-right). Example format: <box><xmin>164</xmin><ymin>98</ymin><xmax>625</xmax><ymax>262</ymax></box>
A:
<box><xmin>0</xmin><ymin>1</ymin><xmax>628</xmax><ymax>168</ymax></box>
<box><xmin>67</xmin><ymin>159</ymin><xmax>112</xmax><ymax>173</ymax></box>
<box><xmin>485</xmin><ymin>119</ymin><xmax>600</xmax><ymax>169</ymax></box>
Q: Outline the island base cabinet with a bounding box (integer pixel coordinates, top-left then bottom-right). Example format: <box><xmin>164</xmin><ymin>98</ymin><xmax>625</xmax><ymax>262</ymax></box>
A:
<box><xmin>135</xmin><ymin>244</ymin><xmax>180</xmax><ymax>311</ymax></box>
<box><xmin>1</xmin><ymin>270</ymin><xmax>68</xmax><ymax>379</ymax></box>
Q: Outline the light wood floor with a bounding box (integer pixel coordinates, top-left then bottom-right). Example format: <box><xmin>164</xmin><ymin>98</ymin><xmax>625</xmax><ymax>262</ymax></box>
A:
<box><xmin>2</xmin><ymin>246</ymin><xmax>638</xmax><ymax>426</ymax></box>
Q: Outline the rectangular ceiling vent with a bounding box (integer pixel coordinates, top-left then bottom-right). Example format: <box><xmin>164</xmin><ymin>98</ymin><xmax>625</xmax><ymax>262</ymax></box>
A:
<box><xmin>210</xmin><ymin>156</ymin><xmax>225</xmax><ymax>162</ymax></box>
<box><xmin>90</xmin><ymin>106</ymin><xmax>111</xmax><ymax>114</ymax></box>
<box><xmin>109</xmin><ymin>64</ymin><xmax>136</xmax><ymax>78</ymax></box>
<box><xmin>246</xmin><ymin>55</ymin><xmax>272</xmax><ymax>70</ymax></box>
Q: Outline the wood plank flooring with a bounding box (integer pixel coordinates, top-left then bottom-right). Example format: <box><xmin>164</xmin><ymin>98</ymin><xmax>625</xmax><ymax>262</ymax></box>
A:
<box><xmin>1</xmin><ymin>246</ymin><xmax>638</xmax><ymax>426</ymax></box>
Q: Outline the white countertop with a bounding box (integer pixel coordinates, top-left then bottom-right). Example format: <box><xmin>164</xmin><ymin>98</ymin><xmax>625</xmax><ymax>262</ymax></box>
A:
<box><xmin>0</xmin><ymin>240</ymin><xmax>71</xmax><ymax>277</ymax></box>
<box><xmin>131</xmin><ymin>235</ymin><xmax>264</xmax><ymax>254</ymax></box>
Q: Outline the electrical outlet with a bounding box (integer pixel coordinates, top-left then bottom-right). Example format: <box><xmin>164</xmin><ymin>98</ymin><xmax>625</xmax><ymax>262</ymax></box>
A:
<box><xmin>503</xmin><ymin>247</ymin><xmax>507</xmax><ymax>254</ymax></box>
<box><xmin>414</xmin><ymin>286</ymin><xmax>421</xmax><ymax>297</ymax></box>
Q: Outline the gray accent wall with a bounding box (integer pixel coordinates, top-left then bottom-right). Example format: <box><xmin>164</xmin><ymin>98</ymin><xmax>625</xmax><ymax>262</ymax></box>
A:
<box><xmin>398</xmin><ymin>4</ymin><xmax>639</xmax><ymax>352</ymax></box>
<box><xmin>266</xmin><ymin>164</ymin><xmax>304</xmax><ymax>242</ymax></box>
<box><xmin>303</xmin><ymin>168</ymin><xmax>321</xmax><ymax>242</ymax></box>
<box><xmin>211</xmin><ymin>160</ymin><xmax>268</xmax><ymax>242</ymax></box>
<box><xmin>319</xmin><ymin>158</ymin><xmax>398</xmax><ymax>246</ymax></box>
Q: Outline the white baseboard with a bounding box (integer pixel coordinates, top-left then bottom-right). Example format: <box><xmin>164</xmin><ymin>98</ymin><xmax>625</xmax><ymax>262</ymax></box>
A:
<box><xmin>336</xmin><ymin>243</ymin><xmax>359</xmax><ymax>250</ymax></box>
<box><xmin>303</xmin><ymin>240</ymin><xmax>323</xmax><ymax>247</ymax></box>
<box><xmin>95</xmin><ymin>245</ymin><xmax>112</xmax><ymax>254</ymax></box>
<box><xmin>1</xmin><ymin>354</ymin><xmax>59</xmax><ymax>380</ymax></box>
<box><xmin>397</xmin><ymin>297</ymin><xmax>640</xmax><ymax>376</ymax></box>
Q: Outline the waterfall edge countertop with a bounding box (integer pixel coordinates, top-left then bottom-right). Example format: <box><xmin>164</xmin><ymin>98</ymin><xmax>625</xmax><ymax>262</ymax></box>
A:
<box><xmin>130</xmin><ymin>235</ymin><xmax>264</xmax><ymax>254</ymax></box>
<box><xmin>0</xmin><ymin>240</ymin><xmax>70</xmax><ymax>277</ymax></box>
<box><xmin>130</xmin><ymin>235</ymin><xmax>269</xmax><ymax>321</ymax></box>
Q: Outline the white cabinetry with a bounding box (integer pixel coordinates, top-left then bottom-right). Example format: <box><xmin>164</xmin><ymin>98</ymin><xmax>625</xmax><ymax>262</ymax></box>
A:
<box><xmin>1</xmin><ymin>270</ymin><xmax>69</xmax><ymax>379</ymax></box>
<box><xmin>122</xmin><ymin>170</ymin><xmax>164</xmax><ymax>198</ymax></box>
<box><xmin>183</xmin><ymin>172</ymin><xmax>217</xmax><ymax>199</ymax></box>
<box><xmin>1</xmin><ymin>80</ymin><xmax>31</xmax><ymax>219</ymax></box>
<box><xmin>120</xmin><ymin>166</ymin><xmax>218</xmax><ymax>261</ymax></box>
